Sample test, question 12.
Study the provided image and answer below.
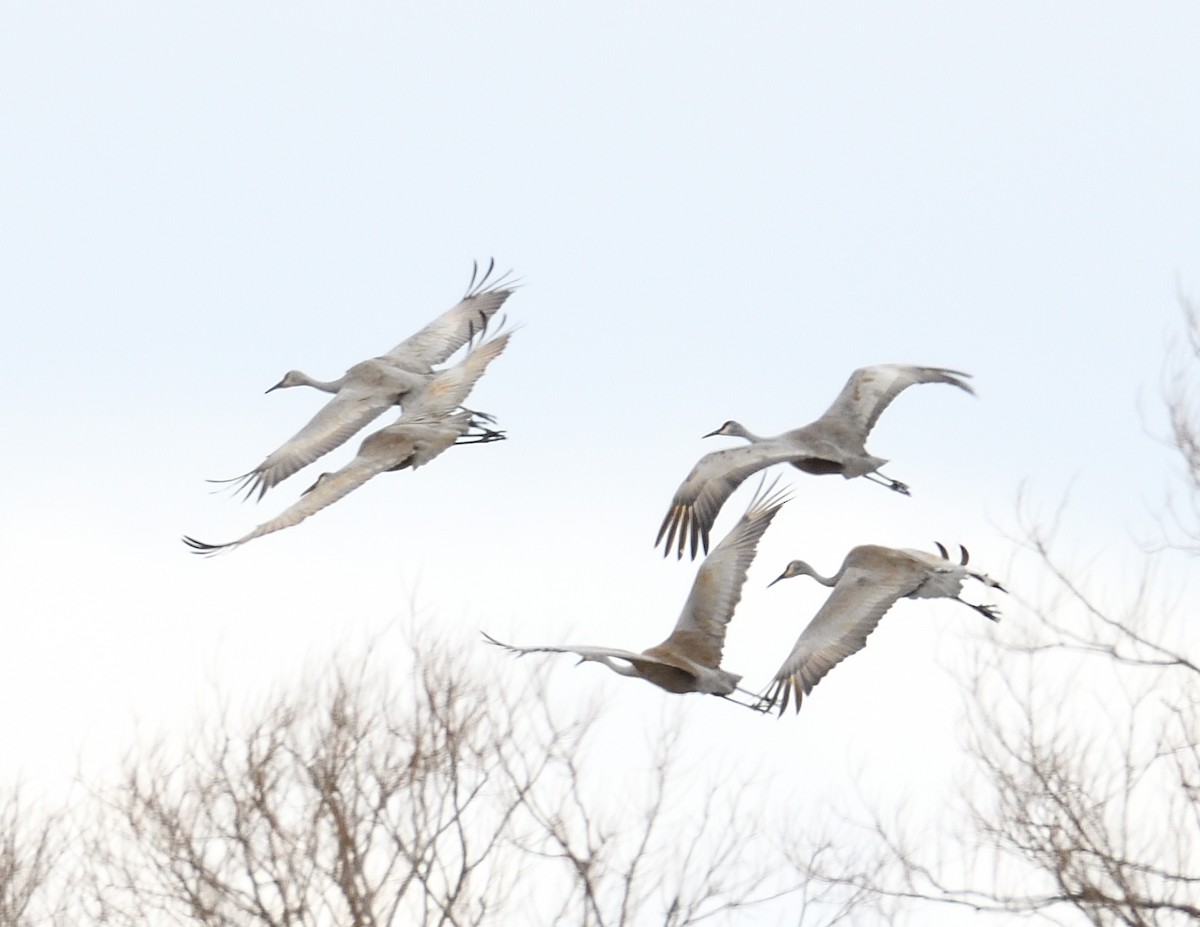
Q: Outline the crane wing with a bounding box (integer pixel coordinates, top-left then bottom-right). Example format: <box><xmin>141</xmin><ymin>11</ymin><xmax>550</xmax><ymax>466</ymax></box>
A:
<box><xmin>817</xmin><ymin>365</ymin><xmax>974</xmax><ymax>439</ymax></box>
<box><xmin>383</xmin><ymin>411</ymin><xmax>491</xmax><ymax>471</ymax></box>
<box><xmin>215</xmin><ymin>384</ymin><xmax>403</xmax><ymax>501</ymax></box>
<box><xmin>481</xmin><ymin>633</ymin><xmax>649</xmax><ymax>664</ymax></box>
<box><xmin>655</xmin><ymin>441</ymin><xmax>799</xmax><ymax>560</ymax></box>
<box><xmin>760</xmin><ymin>566</ymin><xmax>913</xmax><ymax>714</ymax></box>
<box><xmin>403</xmin><ymin>330</ymin><xmax>512</xmax><ymax>419</ymax></box>
<box><xmin>383</xmin><ymin>262</ymin><xmax>516</xmax><ymax>370</ymax></box>
<box><xmin>186</xmin><ymin>450</ymin><xmax>394</xmax><ymax>555</ymax></box>
<box><xmin>663</xmin><ymin>480</ymin><xmax>789</xmax><ymax>667</ymax></box>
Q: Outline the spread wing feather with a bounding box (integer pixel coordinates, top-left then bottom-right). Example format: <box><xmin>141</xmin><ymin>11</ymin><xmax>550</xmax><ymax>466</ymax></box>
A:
<box><xmin>404</xmin><ymin>330</ymin><xmax>512</xmax><ymax>418</ymax></box>
<box><xmin>189</xmin><ymin>414</ymin><xmax>487</xmax><ymax>555</ymax></box>
<box><xmin>665</xmin><ymin>480</ymin><xmax>789</xmax><ymax>667</ymax></box>
<box><xmin>817</xmin><ymin>364</ymin><xmax>974</xmax><ymax>439</ymax></box>
<box><xmin>760</xmin><ymin>567</ymin><xmax>913</xmax><ymax>714</ymax></box>
<box><xmin>656</xmin><ymin>441</ymin><xmax>800</xmax><ymax>560</ymax></box>
<box><xmin>186</xmin><ymin>452</ymin><xmax>394</xmax><ymax>555</ymax></box>
<box><xmin>384</xmin><ymin>262</ymin><xmax>516</xmax><ymax>369</ymax></box>
<box><xmin>480</xmin><ymin>633</ymin><xmax>685</xmax><ymax>675</ymax></box>
<box><xmin>217</xmin><ymin>386</ymin><xmax>399</xmax><ymax>501</ymax></box>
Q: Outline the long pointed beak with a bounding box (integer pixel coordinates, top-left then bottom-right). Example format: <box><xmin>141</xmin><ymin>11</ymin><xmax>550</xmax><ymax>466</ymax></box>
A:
<box><xmin>265</xmin><ymin>380</ymin><xmax>286</xmax><ymax>394</ymax></box>
<box><xmin>702</xmin><ymin>428</ymin><xmax>722</xmax><ymax>438</ymax></box>
<box><xmin>767</xmin><ymin>573</ymin><xmax>787</xmax><ymax>588</ymax></box>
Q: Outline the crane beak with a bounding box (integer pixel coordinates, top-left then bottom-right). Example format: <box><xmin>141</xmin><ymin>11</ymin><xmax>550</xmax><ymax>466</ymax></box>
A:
<box><xmin>702</xmin><ymin>427</ymin><xmax>722</xmax><ymax>438</ymax></box>
<box><xmin>767</xmin><ymin>573</ymin><xmax>787</xmax><ymax>588</ymax></box>
<box><xmin>265</xmin><ymin>378</ymin><xmax>287</xmax><ymax>394</ymax></box>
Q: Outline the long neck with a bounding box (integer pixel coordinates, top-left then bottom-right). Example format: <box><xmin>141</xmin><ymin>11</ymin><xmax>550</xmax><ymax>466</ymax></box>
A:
<box><xmin>728</xmin><ymin>422</ymin><xmax>766</xmax><ymax>442</ymax></box>
<box><xmin>806</xmin><ymin>566</ymin><xmax>841</xmax><ymax>587</ymax></box>
<box><xmin>298</xmin><ymin>371</ymin><xmax>346</xmax><ymax>393</ymax></box>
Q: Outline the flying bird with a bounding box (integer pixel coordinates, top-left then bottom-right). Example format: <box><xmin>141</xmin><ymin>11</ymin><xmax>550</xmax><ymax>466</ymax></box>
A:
<box><xmin>484</xmin><ymin>480</ymin><xmax>790</xmax><ymax>709</ymax></box>
<box><xmin>656</xmin><ymin>364</ymin><xmax>974</xmax><ymax>559</ymax></box>
<box><xmin>759</xmin><ymin>542</ymin><xmax>1004</xmax><ymax>714</ymax></box>
<box><xmin>216</xmin><ymin>260</ymin><xmax>516</xmax><ymax>501</ymax></box>
<box><xmin>184</xmin><ymin>327</ymin><xmax>513</xmax><ymax>555</ymax></box>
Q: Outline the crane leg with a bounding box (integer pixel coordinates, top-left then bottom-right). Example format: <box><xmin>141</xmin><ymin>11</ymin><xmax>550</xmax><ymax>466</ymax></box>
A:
<box><xmin>967</xmin><ymin>601</ymin><xmax>1001</xmax><ymax>622</ymax></box>
<box><xmin>864</xmin><ymin>471</ymin><xmax>911</xmax><ymax>495</ymax></box>
<box><xmin>721</xmin><ymin>691</ymin><xmax>771</xmax><ymax>713</ymax></box>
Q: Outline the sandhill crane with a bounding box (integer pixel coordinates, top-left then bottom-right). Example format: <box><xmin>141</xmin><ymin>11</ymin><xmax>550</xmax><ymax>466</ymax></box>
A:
<box><xmin>758</xmin><ymin>542</ymin><xmax>1004</xmax><ymax>714</ymax></box>
<box><xmin>184</xmin><ymin>327</ymin><xmax>513</xmax><ymax>555</ymax></box>
<box><xmin>484</xmin><ymin>481</ymin><xmax>790</xmax><ymax>709</ymax></box>
<box><xmin>216</xmin><ymin>261</ymin><xmax>515</xmax><ymax>501</ymax></box>
<box><xmin>656</xmin><ymin>364</ymin><xmax>974</xmax><ymax>559</ymax></box>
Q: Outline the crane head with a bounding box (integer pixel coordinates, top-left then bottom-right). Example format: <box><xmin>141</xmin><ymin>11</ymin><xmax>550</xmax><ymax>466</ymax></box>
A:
<box><xmin>768</xmin><ymin>560</ymin><xmax>816</xmax><ymax>587</ymax></box>
<box><xmin>266</xmin><ymin>370</ymin><xmax>305</xmax><ymax>393</ymax></box>
<box><xmin>703</xmin><ymin>420</ymin><xmax>751</xmax><ymax>440</ymax></box>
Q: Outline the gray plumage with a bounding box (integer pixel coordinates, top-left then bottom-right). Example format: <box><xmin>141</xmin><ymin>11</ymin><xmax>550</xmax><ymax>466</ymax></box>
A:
<box><xmin>185</xmin><ymin>328</ymin><xmax>512</xmax><ymax>555</ymax></box>
<box><xmin>760</xmin><ymin>542</ymin><xmax>1004</xmax><ymax>715</ymax></box>
<box><xmin>656</xmin><ymin>364</ymin><xmax>975</xmax><ymax>559</ymax></box>
<box><xmin>217</xmin><ymin>261</ymin><xmax>515</xmax><ymax>500</ymax></box>
<box><xmin>485</xmin><ymin>480</ymin><xmax>789</xmax><ymax>709</ymax></box>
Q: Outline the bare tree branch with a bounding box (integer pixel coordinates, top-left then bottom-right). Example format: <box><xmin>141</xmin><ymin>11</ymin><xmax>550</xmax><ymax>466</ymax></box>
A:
<box><xmin>62</xmin><ymin>630</ymin><xmax>836</xmax><ymax>926</ymax></box>
<box><xmin>792</xmin><ymin>294</ymin><xmax>1200</xmax><ymax>927</ymax></box>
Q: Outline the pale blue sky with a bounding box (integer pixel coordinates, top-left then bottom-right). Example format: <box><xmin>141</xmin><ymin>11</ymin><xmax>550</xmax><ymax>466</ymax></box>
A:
<box><xmin>2</xmin><ymin>6</ymin><xmax>1198</xmax><ymax>911</ymax></box>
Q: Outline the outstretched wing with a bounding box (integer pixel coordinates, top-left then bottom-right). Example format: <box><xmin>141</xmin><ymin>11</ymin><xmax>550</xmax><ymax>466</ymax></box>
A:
<box><xmin>383</xmin><ymin>260</ymin><xmax>516</xmax><ymax>370</ymax></box>
<box><xmin>481</xmin><ymin>632</ymin><xmax>650</xmax><ymax>664</ymax></box>
<box><xmin>186</xmin><ymin>451</ymin><xmax>394</xmax><ymax>555</ymax></box>
<box><xmin>397</xmin><ymin>410</ymin><xmax>494</xmax><ymax>471</ymax></box>
<box><xmin>760</xmin><ymin>566</ymin><xmax>913</xmax><ymax>714</ymax></box>
<box><xmin>663</xmin><ymin>479</ymin><xmax>790</xmax><ymax>667</ymax></box>
<box><xmin>215</xmin><ymin>385</ymin><xmax>400</xmax><ymax>501</ymax></box>
<box><xmin>817</xmin><ymin>365</ymin><xmax>974</xmax><ymax>439</ymax></box>
<box><xmin>404</xmin><ymin>329</ymin><xmax>512</xmax><ymax>418</ymax></box>
<box><xmin>655</xmin><ymin>441</ymin><xmax>799</xmax><ymax>560</ymax></box>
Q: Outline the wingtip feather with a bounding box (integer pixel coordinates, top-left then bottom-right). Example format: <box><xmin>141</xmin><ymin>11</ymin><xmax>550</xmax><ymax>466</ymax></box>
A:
<box><xmin>181</xmin><ymin>535</ymin><xmax>232</xmax><ymax>557</ymax></box>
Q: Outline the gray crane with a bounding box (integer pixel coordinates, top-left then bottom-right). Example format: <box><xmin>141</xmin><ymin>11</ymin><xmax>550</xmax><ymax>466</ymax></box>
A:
<box><xmin>656</xmin><ymin>364</ymin><xmax>975</xmax><ymax>559</ymax></box>
<box><xmin>759</xmin><ymin>542</ymin><xmax>1004</xmax><ymax>714</ymax></box>
<box><xmin>184</xmin><ymin>327</ymin><xmax>512</xmax><ymax>555</ymax></box>
<box><xmin>484</xmin><ymin>480</ymin><xmax>790</xmax><ymax>709</ymax></box>
<box><xmin>216</xmin><ymin>260</ymin><xmax>515</xmax><ymax>501</ymax></box>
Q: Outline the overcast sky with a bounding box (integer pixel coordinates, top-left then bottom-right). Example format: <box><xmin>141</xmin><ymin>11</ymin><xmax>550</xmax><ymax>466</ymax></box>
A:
<box><xmin>2</xmin><ymin>5</ymin><xmax>1199</xmax><ymax>913</ymax></box>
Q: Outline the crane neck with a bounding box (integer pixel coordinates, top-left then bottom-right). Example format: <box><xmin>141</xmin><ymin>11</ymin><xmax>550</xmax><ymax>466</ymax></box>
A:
<box><xmin>801</xmin><ymin>564</ymin><xmax>842</xmax><ymax>587</ymax></box>
<box><xmin>299</xmin><ymin>371</ymin><xmax>347</xmax><ymax>393</ymax></box>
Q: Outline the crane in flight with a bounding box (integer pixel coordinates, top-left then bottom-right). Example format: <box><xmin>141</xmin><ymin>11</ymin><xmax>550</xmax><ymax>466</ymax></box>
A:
<box><xmin>185</xmin><ymin>326</ymin><xmax>512</xmax><ymax>555</ymax></box>
<box><xmin>758</xmin><ymin>542</ymin><xmax>1004</xmax><ymax>714</ymax></box>
<box><xmin>485</xmin><ymin>480</ymin><xmax>790</xmax><ymax>710</ymax></box>
<box><xmin>215</xmin><ymin>260</ymin><xmax>515</xmax><ymax>501</ymax></box>
<box><xmin>656</xmin><ymin>364</ymin><xmax>974</xmax><ymax>559</ymax></box>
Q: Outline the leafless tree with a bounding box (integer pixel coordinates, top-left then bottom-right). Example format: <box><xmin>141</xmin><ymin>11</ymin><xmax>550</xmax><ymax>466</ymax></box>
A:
<box><xmin>81</xmin><ymin>637</ymin><xmax>531</xmax><ymax>926</ymax></box>
<box><xmin>0</xmin><ymin>786</ymin><xmax>71</xmax><ymax>927</ymax></box>
<box><xmin>793</xmin><ymin>296</ymin><xmax>1200</xmax><ymax>926</ymax></box>
<box><xmin>70</xmin><ymin>631</ymin><xmax>850</xmax><ymax>927</ymax></box>
<box><xmin>509</xmin><ymin>702</ymin><xmax>866</xmax><ymax>927</ymax></box>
